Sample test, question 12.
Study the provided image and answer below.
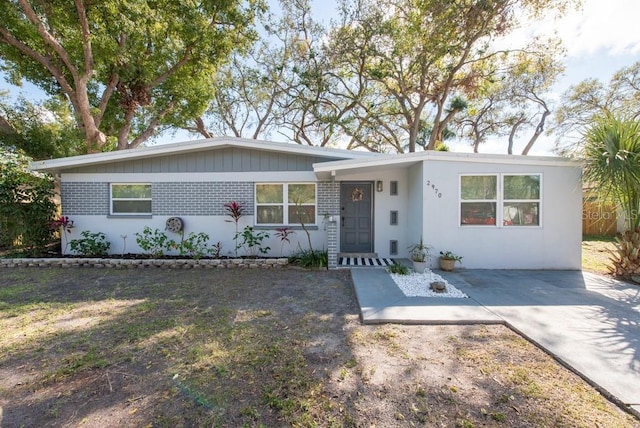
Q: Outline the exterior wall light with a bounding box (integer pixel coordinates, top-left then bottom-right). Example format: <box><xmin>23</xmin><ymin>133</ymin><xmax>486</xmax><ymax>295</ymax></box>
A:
<box><xmin>376</xmin><ymin>180</ymin><xmax>383</xmax><ymax>192</ymax></box>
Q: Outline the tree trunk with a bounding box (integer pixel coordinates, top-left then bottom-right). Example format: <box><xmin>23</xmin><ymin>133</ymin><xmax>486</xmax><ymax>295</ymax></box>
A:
<box><xmin>507</xmin><ymin>118</ymin><xmax>526</xmax><ymax>155</ymax></box>
<box><xmin>427</xmin><ymin>101</ymin><xmax>445</xmax><ymax>150</ymax></box>
<box><xmin>194</xmin><ymin>117</ymin><xmax>214</xmax><ymax>139</ymax></box>
<box><xmin>521</xmin><ymin>110</ymin><xmax>550</xmax><ymax>155</ymax></box>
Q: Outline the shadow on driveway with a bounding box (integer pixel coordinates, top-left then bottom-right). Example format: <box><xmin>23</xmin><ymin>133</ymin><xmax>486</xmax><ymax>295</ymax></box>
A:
<box><xmin>352</xmin><ymin>268</ymin><xmax>640</xmax><ymax>416</ymax></box>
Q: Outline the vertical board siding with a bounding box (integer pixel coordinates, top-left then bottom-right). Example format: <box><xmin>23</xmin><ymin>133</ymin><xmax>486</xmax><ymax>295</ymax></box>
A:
<box><xmin>65</xmin><ymin>148</ymin><xmax>339</xmax><ymax>173</ymax></box>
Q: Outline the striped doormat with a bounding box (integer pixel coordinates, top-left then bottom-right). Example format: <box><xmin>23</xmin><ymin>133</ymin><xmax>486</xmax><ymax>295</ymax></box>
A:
<box><xmin>338</xmin><ymin>257</ymin><xmax>395</xmax><ymax>267</ymax></box>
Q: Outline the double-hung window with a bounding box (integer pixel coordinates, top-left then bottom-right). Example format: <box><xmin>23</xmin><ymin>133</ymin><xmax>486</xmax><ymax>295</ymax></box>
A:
<box><xmin>460</xmin><ymin>174</ymin><xmax>541</xmax><ymax>227</ymax></box>
<box><xmin>255</xmin><ymin>183</ymin><xmax>316</xmax><ymax>225</ymax></box>
<box><xmin>502</xmin><ymin>175</ymin><xmax>540</xmax><ymax>226</ymax></box>
<box><xmin>110</xmin><ymin>183</ymin><xmax>152</xmax><ymax>215</ymax></box>
<box><xmin>460</xmin><ymin>175</ymin><xmax>497</xmax><ymax>225</ymax></box>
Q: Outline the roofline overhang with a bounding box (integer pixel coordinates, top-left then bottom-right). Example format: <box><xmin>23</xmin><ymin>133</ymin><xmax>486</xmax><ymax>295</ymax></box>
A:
<box><xmin>313</xmin><ymin>150</ymin><xmax>579</xmax><ymax>178</ymax></box>
<box><xmin>30</xmin><ymin>137</ymin><xmax>380</xmax><ymax>173</ymax></box>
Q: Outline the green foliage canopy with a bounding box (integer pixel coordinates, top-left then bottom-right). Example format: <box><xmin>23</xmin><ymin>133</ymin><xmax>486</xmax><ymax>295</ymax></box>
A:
<box><xmin>0</xmin><ymin>93</ymin><xmax>85</xmax><ymax>159</ymax></box>
<box><xmin>0</xmin><ymin>0</ymin><xmax>264</xmax><ymax>152</ymax></box>
<box><xmin>0</xmin><ymin>147</ymin><xmax>56</xmax><ymax>254</ymax></box>
<box><xmin>582</xmin><ymin>115</ymin><xmax>640</xmax><ymax>230</ymax></box>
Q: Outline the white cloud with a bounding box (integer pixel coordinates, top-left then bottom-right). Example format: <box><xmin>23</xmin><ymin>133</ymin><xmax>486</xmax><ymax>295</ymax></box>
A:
<box><xmin>504</xmin><ymin>0</ymin><xmax>640</xmax><ymax>57</ymax></box>
<box><xmin>555</xmin><ymin>0</ymin><xmax>640</xmax><ymax>56</ymax></box>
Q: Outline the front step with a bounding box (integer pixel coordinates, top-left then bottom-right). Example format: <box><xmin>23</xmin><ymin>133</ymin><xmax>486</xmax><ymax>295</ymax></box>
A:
<box><xmin>339</xmin><ymin>253</ymin><xmax>378</xmax><ymax>258</ymax></box>
<box><xmin>338</xmin><ymin>256</ymin><xmax>395</xmax><ymax>267</ymax></box>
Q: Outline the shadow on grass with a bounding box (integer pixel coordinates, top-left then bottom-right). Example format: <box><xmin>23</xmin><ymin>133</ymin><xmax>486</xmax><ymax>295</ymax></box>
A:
<box><xmin>0</xmin><ymin>268</ymin><xmax>360</xmax><ymax>427</ymax></box>
<box><xmin>0</xmin><ymin>268</ymin><xmax>637</xmax><ymax>427</ymax></box>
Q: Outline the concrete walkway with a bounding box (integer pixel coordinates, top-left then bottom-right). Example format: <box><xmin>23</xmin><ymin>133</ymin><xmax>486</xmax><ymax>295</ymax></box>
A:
<box><xmin>350</xmin><ymin>268</ymin><xmax>640</xmax><ymax>417</ymax></box>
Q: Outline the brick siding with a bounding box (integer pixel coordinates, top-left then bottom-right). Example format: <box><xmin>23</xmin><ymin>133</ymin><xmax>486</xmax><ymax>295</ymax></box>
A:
<box><xmin>61</xmin><ymin>182</ymin><xmax>254</xmax><ymax>216</ymax></box>
<box><xmin>154</xmin><ymin>182</ymin><xmax>254</xmax><ymax>215</ymax></box>
<box><xmin>318</xmin><ymin>181</ymin><xmax>340</xmax><ymax>268</ymax></box>
<box><xmin>60</xmin><ymin>182</ymin><xmax>110</xmax><ymax>215</ymax></box>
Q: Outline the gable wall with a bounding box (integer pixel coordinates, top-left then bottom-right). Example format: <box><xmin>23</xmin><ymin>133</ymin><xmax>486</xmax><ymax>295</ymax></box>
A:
<box><xmin>65</xmin><ymin>147</ymin><xmax>335</xmax><ymax>173</ymax></box>
<box><xmin>421</xmin><ymin>159</ymin><xmax>582</xmax><ymax>269</ymax></box>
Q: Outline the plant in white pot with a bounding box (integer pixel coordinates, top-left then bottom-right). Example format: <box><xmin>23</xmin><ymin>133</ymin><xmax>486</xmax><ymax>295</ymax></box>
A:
<box><xmin>439</xmin><ymin>250</ymin><xmax>463</xmax><ymax>271</ymax></box>
<box><xmin>408</xmin><ymin>237</ymin><xmax>431</xmax><ymax>273</ymax></box>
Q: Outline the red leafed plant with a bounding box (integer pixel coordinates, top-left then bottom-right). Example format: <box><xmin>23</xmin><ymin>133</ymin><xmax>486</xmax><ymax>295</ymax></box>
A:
<box><xmin>224</xmin><ymin>201</ymin><xmax>244</xmax><ymax>224</ymax></box>
<box><xmin>50</xmin><ymin>215</ymin><xmax>74</xmax><ymax>252</ymax></box>
<box><xmin>275</xmin><ymin>227</ymin><xmax>295</xmax><ymax>256</ymax></box>
<box><xmin>51</xmin><ymin>215</ymin><xmax>73</xmax><ymax>233</ymax></box>
<box><xmin>224</xmin><ymin>201</ymin><xmax>244</xmax><ymax>257</ymax></box>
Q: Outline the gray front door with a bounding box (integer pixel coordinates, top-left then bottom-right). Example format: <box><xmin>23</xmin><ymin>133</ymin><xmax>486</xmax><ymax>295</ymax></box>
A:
<box><xmin>340</xmin><ymin>182</ymin><xmax>373</xmax><ymax>253</ymax></box>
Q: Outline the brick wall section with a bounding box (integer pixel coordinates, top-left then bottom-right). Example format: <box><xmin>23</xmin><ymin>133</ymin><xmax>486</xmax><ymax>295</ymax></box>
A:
<box><xmin>318</xmin><ymin>181</ymin><xmax>340</xmax><ymax>268</ymax></box>
<box><xmin>60</xmin><ymin>182</ymin><xmax>254</xmax><ymax>216</ymax></box>
<box><xmin>61</xmin><ymin>182</ymin><xmax>110</xmax><ymax>215</ymax></box>
<box><xmin>154</xmin><ymin>182</ymin><xmax>254</xmax><ymax>216</ymax></box>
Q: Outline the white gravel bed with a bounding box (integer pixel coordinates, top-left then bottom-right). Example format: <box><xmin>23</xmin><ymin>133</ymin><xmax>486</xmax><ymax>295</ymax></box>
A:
<box><xmin>389</xmin><ymin>269</ymin><xmax>468</xmax><ymax>298</ymax></box>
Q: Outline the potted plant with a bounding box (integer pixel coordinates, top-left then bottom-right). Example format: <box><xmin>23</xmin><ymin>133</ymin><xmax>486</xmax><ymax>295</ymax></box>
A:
<box><xmin>408</xmin><ymin>237</ymin><xmax>431</xmax><ymax>273</ymax></box>
<box><xmin>439</xmin><ymin>250</ymin><xmax>463</xmax><ymax>271</ymax></box>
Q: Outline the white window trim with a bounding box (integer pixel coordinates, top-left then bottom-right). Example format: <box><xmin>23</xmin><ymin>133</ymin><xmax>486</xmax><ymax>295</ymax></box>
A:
<box><xmin>459</xmin><ymin>173</ymin><xmax>542</xmax><ymax>228</ymax></box>
<box><xmin>110</xmin><ymin>183</ymin><xmax>152</xmax><ymax>216</ymax></box>
<box><xmin>255</xmin><ymin>183</ymin><xmax>317</xmax><ymax>226</ymax></box>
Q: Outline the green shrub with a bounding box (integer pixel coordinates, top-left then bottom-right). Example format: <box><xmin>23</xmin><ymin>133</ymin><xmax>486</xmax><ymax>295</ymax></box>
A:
<box><xmin>135</xmin><ymin>226</ymin><xmax>175</xmax><ymax>257</ymax></box>
<box><xmin>387</xmin><ymin>263</ymin><xmax>410</xmax><ymax>275</ymax></box>
<box><xmin>69</xmin><ymin>231</ymin><xmax>110</xmax><ymax>256</ymax></box>
<box><xmin>178</xmin><ymin>232</ymin><xmax>211</xmax><ymax>260</ymax></box>
<box><xmin>0</xmin><ymin>148</ymin><xmax>56</xmax><ymax>255</ymax></box>
<box><xmin>289</xmin><ymin>249</ymin><xmax>328</xmax><ymax>268</ymax></box>
<box><xmin>236</xmin><ymin>226</ymin><xmax>270</xmax><ymax>257</ymax></box>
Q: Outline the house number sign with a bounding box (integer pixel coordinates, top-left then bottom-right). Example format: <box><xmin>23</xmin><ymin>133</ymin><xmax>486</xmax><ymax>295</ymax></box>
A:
<box><xmin>425</xmin><ymin>180</ymin><xmax>442</xmax><ymax>198</ymax></box>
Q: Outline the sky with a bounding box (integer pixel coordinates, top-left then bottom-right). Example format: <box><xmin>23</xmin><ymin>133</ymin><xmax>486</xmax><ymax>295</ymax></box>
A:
<box><xmin>469</xmin><ymin>0</ymin><xmax>640</xmax><ymax>155</ymax></box>
<box><xmin>2</xmin><ymin>0</ymin><xmax>639</xmax><ymax>156</ymax></box>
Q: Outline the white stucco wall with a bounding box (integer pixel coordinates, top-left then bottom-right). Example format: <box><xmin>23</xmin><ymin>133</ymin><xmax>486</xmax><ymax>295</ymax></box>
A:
<box><xmin>62</xmin><ymin>215</ymin><xmax>329</xmax><ymax>258</ymax></box>
<box><xmin>334</xmin><ymin>168</ymin><xmax>410</xmax><ymax>258</ymax></box>
<box><xmin>421</xmin><ymin>159</ymin><xmax>582</xmax><ymax>269</ymax></box>
<box><xmin>59</xmin><ymin>170</ymin><xmax>331</xmax><ymax>258</ymax></box>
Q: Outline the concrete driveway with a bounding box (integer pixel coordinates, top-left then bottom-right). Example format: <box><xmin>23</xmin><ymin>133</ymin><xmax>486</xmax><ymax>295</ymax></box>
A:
<box><xmin>350</xmin><ymin>268</ymin><xmax>640</xmax><ymax>416</ymax></box>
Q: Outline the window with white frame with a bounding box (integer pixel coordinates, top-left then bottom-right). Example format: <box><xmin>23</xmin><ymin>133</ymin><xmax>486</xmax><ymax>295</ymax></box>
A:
<box><xmin>460</xmin><ymin>174</ymin><xmax>541</xmax><ymax>227</ymax></box>
<box><xmin>460</xmin><ymin>175</ymin><xmax>497</xmax><ymax>225</ymax></box>
<box><xmin>502</xmin><ymin>175</ymin><xmax>540</xmax><ymax>226</ymax></box>
<box><xmin>110</xmin><ymin>183</ymin><xmax>152</xmax><ymax>215</ymax></box>
<box><xmin>255</xmin><ymin>183</ymin><xmax>316</xmax><ymax>225</ymax></box>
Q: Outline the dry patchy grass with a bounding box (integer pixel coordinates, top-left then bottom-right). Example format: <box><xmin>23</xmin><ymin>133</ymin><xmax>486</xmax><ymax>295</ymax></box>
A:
<box><xmin>0</xmin><ymin>267</ymin><xmax>637</xmax><ymax>427</ymax></box>
<box><xmin>583</xmin><ymin>235</ymin><xmax>617</xmax><ymax>274</ymax></box>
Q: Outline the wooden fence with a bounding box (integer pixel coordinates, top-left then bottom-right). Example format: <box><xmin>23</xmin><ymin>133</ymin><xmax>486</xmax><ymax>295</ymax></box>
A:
<box><xmin>582</xmin><ymin>201</ymin><xmax>617</xmax><ymax>236</ymax></box>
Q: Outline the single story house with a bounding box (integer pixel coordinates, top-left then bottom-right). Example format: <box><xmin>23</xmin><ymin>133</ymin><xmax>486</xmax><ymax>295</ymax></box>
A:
<box><xmin>31</xmin><ymin>137</ymin><xmax>582</xmax><ymax>269</ymax></box>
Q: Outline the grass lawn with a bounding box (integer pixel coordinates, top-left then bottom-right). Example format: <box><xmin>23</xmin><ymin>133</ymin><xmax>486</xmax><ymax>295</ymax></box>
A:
<box><xmin>0</xmin><ymin>267</ymin><xmax>637</xmax><ymax>427</ymax></box>
<box><xmin>583</xmin><ymin>235</ymin><xmax>617</xmax><ymax>274</ymax></box>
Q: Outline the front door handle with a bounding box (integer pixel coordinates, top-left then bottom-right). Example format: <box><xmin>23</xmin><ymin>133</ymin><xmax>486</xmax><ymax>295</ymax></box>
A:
<box><xmin>341</xmin><ymin>216</ymin><xmax>344</xmax><ymax>227</ymax></box>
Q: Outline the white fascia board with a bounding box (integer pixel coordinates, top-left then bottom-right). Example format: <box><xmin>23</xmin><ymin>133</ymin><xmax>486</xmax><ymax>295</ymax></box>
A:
<box><xmin>61</xmin><ymin>171</ymin><xmax>320</xmax><ymax>182</ymax></box>
<box><xmin>31</xmin><ymin>137</ymin><xmax>379</xmax><ymax>173</ymax></box>
<box><xmin>313</xmin><ymin>150</ymin><xmax>579</xmax><ymax>174</ymax></box>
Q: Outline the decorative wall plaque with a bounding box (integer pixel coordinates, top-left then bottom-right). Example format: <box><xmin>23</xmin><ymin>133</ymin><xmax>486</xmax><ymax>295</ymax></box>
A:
<box><xmin>351</xmin><ymin>187</ymin><xmax>364</xmax><ymax>201</ymax></box>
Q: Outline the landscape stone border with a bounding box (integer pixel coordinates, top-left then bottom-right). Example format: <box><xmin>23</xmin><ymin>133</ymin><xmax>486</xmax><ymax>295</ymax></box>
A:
<box><xmin>0</xmin><ymin>258</ymin><xmax>289</xmax><ymax>269</ymax></box>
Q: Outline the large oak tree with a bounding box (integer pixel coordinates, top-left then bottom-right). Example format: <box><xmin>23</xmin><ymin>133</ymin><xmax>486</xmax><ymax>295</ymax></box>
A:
<box><xmin>0</xmin><ymin>0</ymin><xmax>263</xmax><ymax>153</ymax></box>
<box><xmin>328</xmin><ymin>0</ymin><xmax>575</xmax><ymax>152</ymax></box>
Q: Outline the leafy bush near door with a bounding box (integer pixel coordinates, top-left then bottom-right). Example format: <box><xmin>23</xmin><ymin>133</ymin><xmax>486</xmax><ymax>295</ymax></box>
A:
<box><xmin>289</xmin><ymin>249</ymin><xmax>328</xmax><ymax>268</ymax></box>
<box><xmin>236</xmin><ymin>226</ymin><xmax>270</xmax><ymax>257</ymax></box>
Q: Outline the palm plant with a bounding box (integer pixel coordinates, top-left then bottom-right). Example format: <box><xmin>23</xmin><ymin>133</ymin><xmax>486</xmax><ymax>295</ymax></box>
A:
<box><xmin>582</xmin><ymin>115</ymin><xmax>640</xmax><ymax>277</ymax></box>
